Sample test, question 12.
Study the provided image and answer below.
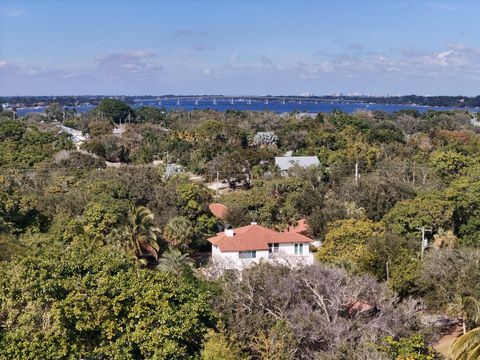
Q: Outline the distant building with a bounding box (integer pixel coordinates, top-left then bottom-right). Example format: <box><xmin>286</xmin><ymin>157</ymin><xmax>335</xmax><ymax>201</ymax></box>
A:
<box><xmin>275</xmin><ymin>156</ymin><xmax>320</xmax><ymax>172</ymax></box>
<box><xmin>300</xmin><ymin>92</ymin><xmax>314</xmax><ymax>97</ymax></box>
<box><xmin>208</xmin><ymin>223</ymin><xmax>314</xmax><ymax>271</ymax></box>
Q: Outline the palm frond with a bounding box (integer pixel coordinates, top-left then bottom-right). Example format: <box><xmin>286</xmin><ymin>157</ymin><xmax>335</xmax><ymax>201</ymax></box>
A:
<box><xmin>449</xmin><ymin>328</ymin><xmax>480</xmax><ymax>360</ymax></box>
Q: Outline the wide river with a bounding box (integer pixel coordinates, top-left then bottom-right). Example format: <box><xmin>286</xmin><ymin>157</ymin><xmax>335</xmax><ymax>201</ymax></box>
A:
<box><xmin>15</xmin><ymin>98</ymin><xmax>478</xmax><ymax>117</ymax></box>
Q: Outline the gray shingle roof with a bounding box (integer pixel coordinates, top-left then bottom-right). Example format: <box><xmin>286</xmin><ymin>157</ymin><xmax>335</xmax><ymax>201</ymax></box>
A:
<box><xmin>275</xmin><ymin>156</ymin><xmax>320</xmax><ymax>171</ymax></box>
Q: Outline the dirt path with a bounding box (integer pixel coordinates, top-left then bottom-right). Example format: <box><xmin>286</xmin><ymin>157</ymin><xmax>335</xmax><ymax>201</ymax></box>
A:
<box><xmin>433</xmin><ymin>328</ymin><xmax>462</xmax><ymax>357</ymax></box>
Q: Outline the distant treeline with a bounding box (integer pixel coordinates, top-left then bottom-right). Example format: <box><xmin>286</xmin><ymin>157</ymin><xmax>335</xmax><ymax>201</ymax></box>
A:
<box><xmin>1</xmin><ymin>94</ymin><xmax>480</xmax><ymax>108</ymax></box>
<box><xmin>325</xmin><ymin>94</ymin><xmax>480</xmax><ymax>108</ymax></box>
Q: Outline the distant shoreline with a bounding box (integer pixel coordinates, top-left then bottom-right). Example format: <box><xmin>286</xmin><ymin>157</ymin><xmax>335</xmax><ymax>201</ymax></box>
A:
<box><xmin>11</xmin><ymin>99</ymin><xmax>479</xmax><ymax>117</ymax></box>
<box><xmin>2</xmin><ymin>94</ymin><xmax>479</xmax><ymax>110</ymax></box>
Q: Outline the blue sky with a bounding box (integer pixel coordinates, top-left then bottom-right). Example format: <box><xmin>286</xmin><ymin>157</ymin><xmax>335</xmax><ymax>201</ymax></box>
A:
<box><xmin>0</xmin><ymin>0</ymin><xmax>479</xmax><ymax>96</ymax></box>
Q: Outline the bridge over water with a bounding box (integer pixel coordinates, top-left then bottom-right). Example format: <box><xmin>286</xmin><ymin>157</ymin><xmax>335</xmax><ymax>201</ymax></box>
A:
<box><xmin>133</xmin><ymin>95</ymin><xmax>367</xmax><ymax>106</ymax></box>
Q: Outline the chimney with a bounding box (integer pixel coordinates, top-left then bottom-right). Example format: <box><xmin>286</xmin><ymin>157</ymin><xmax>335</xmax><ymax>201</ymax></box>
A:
<box><xmin>251</xmin><ymin>222</ymin><xmax>257</xmax><ymax>225</ymax></box>
<box><xmin>225</xmin><ymin>229</ymin><xmax>235</xmax><ymax>237</ymax></box>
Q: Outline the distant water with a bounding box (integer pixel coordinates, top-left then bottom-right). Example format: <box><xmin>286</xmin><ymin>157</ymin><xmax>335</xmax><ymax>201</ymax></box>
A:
<box><xmin>15</xmin><ymin>99</ymin><xmax>478</xmax><ymax>117</ymax></box>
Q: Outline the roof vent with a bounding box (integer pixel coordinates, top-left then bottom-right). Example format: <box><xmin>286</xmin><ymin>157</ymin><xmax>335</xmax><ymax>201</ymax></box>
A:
<box><xmin>225</xmin><ymin>229</ymin><xmax>235</xmax><ymax>237</ymax></box>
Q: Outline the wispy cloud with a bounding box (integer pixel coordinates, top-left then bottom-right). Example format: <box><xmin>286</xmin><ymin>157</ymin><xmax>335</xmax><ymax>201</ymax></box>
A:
<box><xmin>0</xmin><ymin>61</ymin><xmax>47</xmax><ymax>76</ymax></box>
<box><xmin>425</xmin><ymin>2</ymin><xmax>458</xmax><ymax>11</ymax></box>
<box><xmin>193</xmin><ymin>43</ymin><xmax>215</xmax><ymax>52</ymax></box>
<box><xmin>95</xmin><ymin>50</ymin><xmax>163</xmax><ymax>75</ymax></box>
<box><xmin>344</xmin><ymin>43</ymin><xmax>364</xmax><ymax>51</ymax></box>
<box><xmin>1</xmin><ymin>7</ymin><xmax>25</xmax><ymax>17</ymax></box>
<box><xmin>220</xmin><ymin>44</ymin><xmax>480</xmax><ymax>82</ymax></box>
<box><xmin>172</xmin><ymin>29</ymin><xmax>208</xmax><ymax>38</ymax></box>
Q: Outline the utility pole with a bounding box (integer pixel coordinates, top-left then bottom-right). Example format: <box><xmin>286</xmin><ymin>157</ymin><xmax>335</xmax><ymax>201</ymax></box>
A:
<box><xmin>355</xmin><ymin>161</ymin><xmax>359</xmax><ymax>185</ymax></box>
<box><xmin>416</xmin><ymin>226</ymin><xmax>432</xmax><ymax>260</ymax></box>
<box><xmin>216</xmin><ymin>171</ymin><xmax>219</xmax><ymax>197</ymax></box>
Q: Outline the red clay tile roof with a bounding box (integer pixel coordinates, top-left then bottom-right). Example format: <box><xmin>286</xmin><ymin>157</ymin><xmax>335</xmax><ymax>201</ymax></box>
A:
<box><xmin>208</xmin><ymin>224</ymin><xmax>313</xmax><ymax>252</ymax></box>
<box><xmin>208</xmin><ymin>203</ymin><xmax>228</xmax><ymax>219</ymax></box>
<box><xmin>285</xmin><ymin>218</ymin><xmax>309</xmax><ymax>234</ymax></box>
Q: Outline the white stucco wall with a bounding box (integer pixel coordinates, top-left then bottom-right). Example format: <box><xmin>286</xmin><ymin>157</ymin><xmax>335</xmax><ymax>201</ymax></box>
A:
<box><xmin>211</xmin><ymin>245</ymin><xmax>270</xmax><ymax>270</ymax></box>
<box><xmin>277</xmin><ymin>242</ymin><xmax>307</xmax><ymax>255</ymax></box>
<box><xmin>212</xmin><ymin>243</ymin><xmax>314</xmax><ymax>270</ymax></box>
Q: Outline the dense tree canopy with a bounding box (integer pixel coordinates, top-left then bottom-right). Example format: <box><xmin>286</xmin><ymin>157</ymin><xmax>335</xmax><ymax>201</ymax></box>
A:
<box><xmin>94</xmin><ymin>99</ymin><xmax>134</xmax><ymax>124</ymax></box>
<box><xmin>2</xmin><ymin>106</ymin><xmax>480</xmax><ymax>358</ymax></box>
<box><xmin>0</xmin><ymin>243</ymin><xmax>213</xmax><ymax>359</ymax></box>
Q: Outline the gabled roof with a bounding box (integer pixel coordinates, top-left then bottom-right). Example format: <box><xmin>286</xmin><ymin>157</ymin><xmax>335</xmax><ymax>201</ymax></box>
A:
<box><xmin>208</xmin><ymin>203</ymin><xmax>228</xmax><ymax>219</ymax></box>
<box><xmin>275</xmin><ymin>156</ymin><xmax>320</xmax><ymax>171</ymax></box>
<box><xmin>208</xmin><ymin>224</ymin><xmax>313</xmax><ymax>252</ymax></box>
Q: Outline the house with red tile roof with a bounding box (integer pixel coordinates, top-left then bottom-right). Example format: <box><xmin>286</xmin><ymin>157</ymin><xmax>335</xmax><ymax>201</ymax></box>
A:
<box><xmin>208</xmin><ymin>223</ymin><xmax>314</xmax><ymax>271</ymax></box>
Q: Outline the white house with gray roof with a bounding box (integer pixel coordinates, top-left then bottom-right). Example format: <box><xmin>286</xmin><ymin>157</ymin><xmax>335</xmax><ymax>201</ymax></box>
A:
<box><xmin>275</xmin><ymin>156</ymin><xmax>320</xmax><ymax>172</ymax></box>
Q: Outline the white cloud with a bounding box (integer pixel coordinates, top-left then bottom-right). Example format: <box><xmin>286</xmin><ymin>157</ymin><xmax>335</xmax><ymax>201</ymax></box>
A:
<box><xmin>219</xmin><ymin>44</ymin><xmax>480</xmax><ymax>83</ymax></box>
<box><xmin>96</xmin><ymin>50</ymin><xmax>162</xmax><ymax>75</ymax></box>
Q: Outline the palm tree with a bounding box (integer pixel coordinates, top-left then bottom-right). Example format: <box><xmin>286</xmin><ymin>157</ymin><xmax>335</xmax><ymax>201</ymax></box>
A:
<box><xmin>448</xmin><ymin>327</ymin><xmax>480</xmax><ymax>360</ymax></box>
<box><xmin>434</xmin><ymin>228</ymin><xmax>458</xmax><ymax>249</ymax></box>
<box><xmin>156</xmin><ymin>247</ymin><xmax>194</xmax><ymax>276</ymax></box>
<box><xmin>107</xmin><ymin>206</ymin><xmax>160</xmax><ymax>265</ymax></box>
<box><xmin>163</xmin><ymin>216</ymin><xmax>194</xmax><ymax>249</ymax></box>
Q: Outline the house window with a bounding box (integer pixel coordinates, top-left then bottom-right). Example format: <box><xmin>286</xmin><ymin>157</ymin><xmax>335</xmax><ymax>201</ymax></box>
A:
<box><xmin>268</xmin><ymin>243</ymin><xmax>279</xmax><ymax>253</ymax></box>
<box><xmin>239</xmin><ymin>251</ymin><xmax>256</xmax><ymax>259</ymax></box>
<box><xmin>294</xmin><ymin>243</ymin><xmax>303</xmax><ymax>255</ymax></box>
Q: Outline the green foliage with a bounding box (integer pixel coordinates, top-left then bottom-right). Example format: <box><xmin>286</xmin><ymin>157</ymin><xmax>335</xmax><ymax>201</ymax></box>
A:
<box><xmin>343</xmin><ymin>174</ymin><xmax>416</xmax><ymax>221</ymax></box>
<box><xmin>0</xmin><ymin>176</ymin><xmax>46</xmax><ymax>234</ymax></box>
<box><xmin>201</xmin><ymin>329</ymin><xmax>246</xmax><ymax>360</ymax></box>
<box><xmin>430</xmin><ymin>150</ymin><xmax>472</xmax><ymax>182</ymax></box>
<box><xmin>87</xmin><ymin>119</ymin><xmax>114</xmax><ymax>138</ymax></box>
<box><xmin>364</xmin><ymin>235</ymin><xmax>421</xmax><ymax>297</ymax></box>
<box><xmin>81</xmin><ymin>138</ymin><xmax>107</xmax><ymax>158</ymax></box>
<box><xmin>157</xmin><ymin>247</ymin><xmax>195</xmax><ymax>277</ymax></box>
<box><xmin>94</xmin><ymin>99</ymin><xmax>133</xmax><ymax>124</ymax></box>
<box><xmin>378</xmin><ymin>334</ymin><xmax>435</xmax><ymax>360</ymax></box>
<box><xmin>135</xmin><ymin>106</ymin><xmax>166</xmax><ymax>124</ymax></box>
<box><xmin>3</xmin><ymin>108</ymin><xmax>480</xmax><ymax>357</ymax></box>
<box><xmin>223</xmin><ymin>177</ymin><xmax>307</xmax><ymax>229</ymax></box>
<box><xmin>0</xmin><ymin>243</ymin><xmax>213</xmax><ymax>359</ymax></box>
<box><xmin>173</xmin><ymin>181</ymin><xmax>217</xmax><ymax>248</ymax></box>
<box><xmin>82</xmin><ymin>196</ymin><xmax>130</xmax><ymax>241</ymax></box>
<box><xmin>0</xmin><ymin>121</ymin><xmax>73</xmax><ymax>167</ymax></box>
<box><xmin>163</xmin><ymin>216</ymin><xmax>195</xmax><ymax>249</ymax></box>
<box><xmin>316</xmin><ymin>219</ymin><xmax>384</xmax><ymax>273</ymax></box>
<box><xmin>0</xmin><ymin>233</ymin><xmax>24</xmax><ymax>261</ymax></box>
<box><xmin>384</xmin><ymin>193</ymin><xmax>454</xmax><ymax>236</ymax></box>
<box><xmin>107</xmin><ymin>206</ymin><xmax>161</xmax><ymax>264</ymax></box>
<box><xmin>445</xmin><ymin>166</ymin><xmax>480</xmax><ymax>246</ymax></box>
